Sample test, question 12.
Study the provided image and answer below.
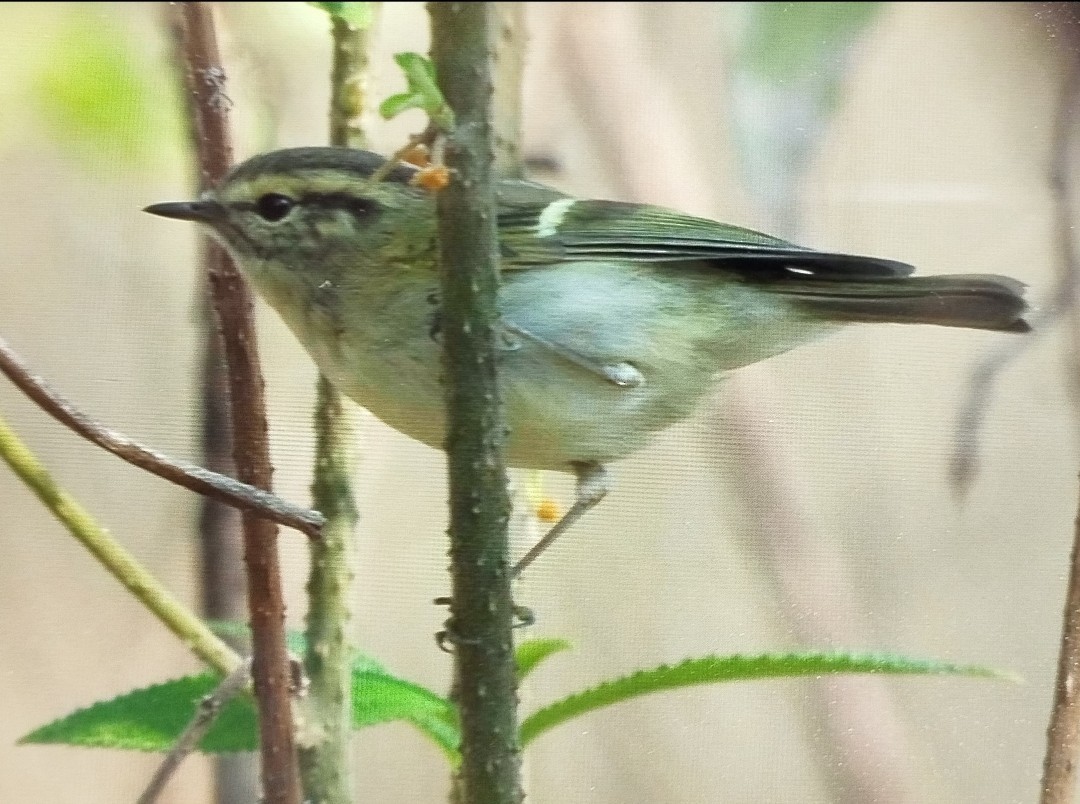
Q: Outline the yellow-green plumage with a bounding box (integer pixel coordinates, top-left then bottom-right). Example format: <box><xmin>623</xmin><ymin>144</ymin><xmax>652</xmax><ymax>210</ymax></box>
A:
<box><xmin>146</xmin><ymin>147</ymin><xmax>1029</xmax><ymax>473</ymax></box>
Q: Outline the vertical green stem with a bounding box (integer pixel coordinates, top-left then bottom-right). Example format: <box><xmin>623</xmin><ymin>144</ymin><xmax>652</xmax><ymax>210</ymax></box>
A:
<box><xmin>298</xmin><ymin>7</ymin><xmax>378</xmax><ymax>803</ymax></box>
<box><xmin>329</xmin><ymin>12</ymin><xmax>377</xmax><ymax>150</ymax></box>
<box><xmin>299</xmin><ymin>378</ymin><xmax>357</xmax><ymax>804</ymax></box>
<box><xmin>429</xmin><ymin>4</ymin><xmax>521</xmax><ymax>804</ymax></box>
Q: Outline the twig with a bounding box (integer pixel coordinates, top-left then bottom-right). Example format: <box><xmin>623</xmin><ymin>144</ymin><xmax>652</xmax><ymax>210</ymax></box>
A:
<box><xmin>0</xmin><ymin>335</ymin><xmax>323</xmax><ymax>539</ymax></box>
<box><xmin>950</xmin><ymin>5</ymin><xmax>1080</xmax><ymax>496</ymax></box>
<box><xmin>0</xmin><ymin>411</ymin><xmax>241</xmax><ymax>675</ymax></box>
<box><xmin>295</xmin><ymin>8</ymin><xmax>375</xmax><ymax>802</ymax></box>
<box><xmin>1039</xmin><ymin>31</ymin><xmax>1080</xmax><ymax>804</ymax></box>
<box><xmin>169</xmin><ymin>4</ymin><xmax>299</xmax><ymax>803</ymax></box>
<box><xmin>430</xmin><ymin>3</ymin><xmax>521</xmax><ymax>803</ymax></box>
<box><xmin>328</xmin><ymin>9</ymin><xmax>378</xmax><ymax>150</ymax></box>
<box><xmin>949</xmin><ymin>309</ymin><xmax>1054</xmax><ymax>495</ymax></box>
<box><xmin>137</xmin><ymin>659</ymin><xmax>252</xmax><ymax>804</ymax></box>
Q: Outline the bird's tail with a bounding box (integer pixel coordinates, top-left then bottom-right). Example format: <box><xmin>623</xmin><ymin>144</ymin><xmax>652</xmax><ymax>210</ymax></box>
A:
<box><xmin>775</xmin><ymin>274</ymin><xmax>1030</xmax><ymax>333</ymax></box>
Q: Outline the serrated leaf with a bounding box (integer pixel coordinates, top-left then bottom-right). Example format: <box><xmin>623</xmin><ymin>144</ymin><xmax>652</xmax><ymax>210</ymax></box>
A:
<box><xmin>516</xmin><ymin>637</ymin><xmax>572</xmax><ymax>680</ymax></box>
<box><xmin>20</xmin><ymin>674</ymin><xmax>258</xmax><ymax>752</ymax></box>
<box><xmin>519</xmin><ymin>651</ymin><xmax>1013</xmax><ymax>746</ymax></box>
<box><xmin>352</xmin><ymin>668</ymin><xmax>459</xmax><ymax>760</ymax></box>
<box><xmin>307</xmin><ymin>2</ymin><xmax>375</xmax><ymax>29</ymax></box>
<box><xmin>21</xmin><ymin>661</ymin><xmax>459</xmax><ymax>759</ymax></box>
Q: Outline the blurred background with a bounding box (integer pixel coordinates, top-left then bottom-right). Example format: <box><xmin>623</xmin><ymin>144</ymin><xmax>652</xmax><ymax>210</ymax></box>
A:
<box><xmin>0</xmin><ymin>2</ymin><xmax>1076</xmax><ymax>801</ymax></box>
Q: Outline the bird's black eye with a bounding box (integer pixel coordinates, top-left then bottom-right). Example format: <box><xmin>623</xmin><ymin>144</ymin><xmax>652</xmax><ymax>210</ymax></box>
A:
<box><xmin>255</xmin><ymin>193</ymin><xmax>295</xmax><ymax>222</ymax></box>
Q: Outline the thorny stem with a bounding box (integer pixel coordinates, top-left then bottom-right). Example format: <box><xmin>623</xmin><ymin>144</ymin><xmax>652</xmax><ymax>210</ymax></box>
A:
<box><xmin>296</xmin><ymin>10</ymin><xmax>377</xmax><ymax>802</ymax></box>
<box><xmin>490</xmin><ymin>2</ymin><xmax>526</xmax><ymax>179</ymax></box>
<box><xmin>430</xmin><ymin>3</ymin><xmax>522</xmax><ymax>804</ymax></box>
<box><xmin>169</xmin><ymin>4</ymin><xmax>299</xmax><ymax>802</ymax></box>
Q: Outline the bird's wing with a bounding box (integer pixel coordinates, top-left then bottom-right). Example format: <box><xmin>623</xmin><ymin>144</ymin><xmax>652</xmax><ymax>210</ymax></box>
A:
<box><xmin>496</xmin><ymin>187</ymin><xmax>914</xmax><ymax>279</ymax></box>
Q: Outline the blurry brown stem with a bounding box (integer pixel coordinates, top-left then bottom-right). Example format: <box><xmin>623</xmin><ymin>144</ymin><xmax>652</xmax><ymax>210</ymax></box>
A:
<box><xmin>0</xmin><ymin>335</ymin><xmax>323</xmax><ymax>538</ymax></box>
<box><xmin>950</xmin><ymin>5</ymin><xmax>1080</xmax><ymax>496</ymax></box>
<box><xmin>169</xmin><ymin>4</ymin><xmax>300</xmax><ymax>803</ymax></box>
<box><xmin>559</xmin><ymin>5</ymin><xmax>914</xmax><ymax>801</ymax></box>
<box><xmin>949</xmin><ymin>326</ymin><xmax>1045</xmax><ymax>495</ymax></box>
<box><xmin>1039</xmin><ymin>41</ymin><xmax>1080</xmax><ymax>804</ymax></box>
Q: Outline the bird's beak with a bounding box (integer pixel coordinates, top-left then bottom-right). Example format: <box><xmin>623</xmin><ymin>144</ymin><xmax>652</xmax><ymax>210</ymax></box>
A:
<box><xmin>143</xmin><ymin>200</ymin><xmax>226</xmax><ymax>224</ymax></box>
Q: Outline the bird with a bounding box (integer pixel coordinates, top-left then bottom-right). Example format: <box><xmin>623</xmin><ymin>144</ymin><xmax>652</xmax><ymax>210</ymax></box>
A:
<box><xmin>145</xmin><ymin>147</ymin><xmax>1029</xmax><ymax>576</ymax></box>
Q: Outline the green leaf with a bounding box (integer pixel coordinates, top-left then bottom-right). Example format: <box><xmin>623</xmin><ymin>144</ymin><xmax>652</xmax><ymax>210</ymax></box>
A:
<box><xmin>307</xmin><ymin>2</ymin><xmax>375</xmax><ymax>29</ymax></box>
<box><xmin>21</xmin><ymin>659</ymin><xmax>459</xmax><ymax>759</ymax></box>
<box><xmin>379</xmin><ymin>52</ymin><xmax>455</xmax><ymax>130</ymax></box>
<box><xmin>379</xmin><ymin>92</ymin><xmax>425</xmax><ymax>120</ymax></box>
<box><xmin>20</xmin><ymin>674</ymin><xmax>258</xmax><ymax>752</ymax></box>
<box><xmin>727</xmin><ymin>2</ymin><xmax>885</xmax><ymax>219</ymax></box>
<box><xmin>519</xmin><ymin>651</ymin><xmax>1013</xmax><ymax>746</ymax></box>
<box><xmin>516</xmin><ymin>637</ymin><xmax>572</xmax><ymax>680</ymax></box>
<box><xmin>351</xmin><ymin>663</ymin><xmax>460</xmax><ymax>761</ymax></box>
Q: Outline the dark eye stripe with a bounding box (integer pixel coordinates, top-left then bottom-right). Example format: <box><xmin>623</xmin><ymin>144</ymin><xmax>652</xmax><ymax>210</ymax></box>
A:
<box><xmin>301</xmin><ymin>193</ymin><xmax>381</xmax><ymax>219</ymax></box>
<box><xmin>231</xmin><ymin>193</ymin><xmax>381</xmax><ymax>223</ymax></box>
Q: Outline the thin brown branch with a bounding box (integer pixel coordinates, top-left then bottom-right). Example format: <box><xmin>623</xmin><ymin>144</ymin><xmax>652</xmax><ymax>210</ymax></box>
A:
<box><xmin>1039</xmin><ymin>29</ymin><xmax>1080</xmax><ymax>804</ymax></box>
<box><xmin>0</xmin><ymin>335</ymin><xmax>323</xmax><ymax>538</ymax></box>
<box><xmin>196</xmin><ymin>304</ymin><xmax>257</xmax><ymax>800</ymax></box>
<box><xmin>137</xmin><ymin>660</ymin><xmax>252</xmax><ymax>804</ymax></box>
<box><xmin>169</xmin><ymin>4</ymin><xmax>300</xmax><ymax>803</ymax></box>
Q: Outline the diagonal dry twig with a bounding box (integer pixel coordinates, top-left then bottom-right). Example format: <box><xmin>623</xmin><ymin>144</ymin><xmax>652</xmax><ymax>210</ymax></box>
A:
<box><xmin>0</xmin><ymin>335</ymin><xmax>324</xmax><ymax>538</ymax></box>
<box><xmin>136</xmin><ymin>659</ymin><xmax>253</xmax><ymax>804</ymax></box>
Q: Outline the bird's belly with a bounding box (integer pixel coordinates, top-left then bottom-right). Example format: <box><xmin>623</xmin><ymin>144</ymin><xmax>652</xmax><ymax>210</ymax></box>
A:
<box><xmin>302</xmin><ymin>325</ymin><xmax>693</xmax><ymax>471</ymax></box>
<box><xmin>287</xmin><ymin>261</ymin><xmax>836</xmax><ymax>473</ymax></box>
<box><xmin>497</xmin><ymin>340</ymin><xmax>710</xmax><ymax>469</ymax></box>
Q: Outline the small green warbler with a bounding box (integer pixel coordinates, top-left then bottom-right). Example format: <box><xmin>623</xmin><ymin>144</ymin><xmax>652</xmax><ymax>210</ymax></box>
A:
<box><xmin>146</xmin><ymin>147</ymin><xmax>1029</xmax><ymax>574</ymax></box>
